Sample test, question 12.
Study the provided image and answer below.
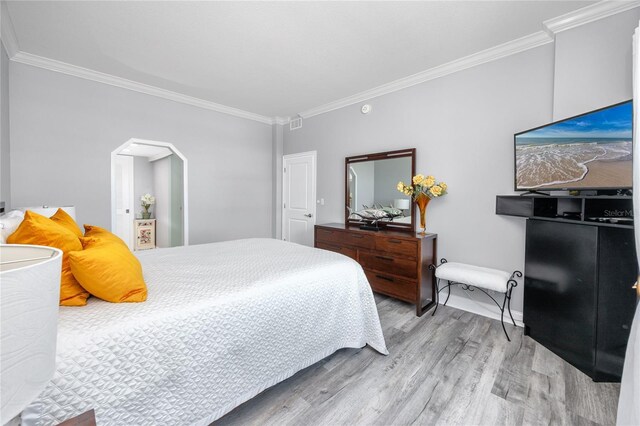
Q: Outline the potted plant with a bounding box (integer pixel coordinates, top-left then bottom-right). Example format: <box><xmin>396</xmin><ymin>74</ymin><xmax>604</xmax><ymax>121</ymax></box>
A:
<box><xmin>140</xmin><ymin>194</ymin><xmax>155</xmax><ymax>219</ymax></box>
<box><xmin>397</xmin><ymin>174</ymin><xmax>447</xmax><ymax>234</ymax></box>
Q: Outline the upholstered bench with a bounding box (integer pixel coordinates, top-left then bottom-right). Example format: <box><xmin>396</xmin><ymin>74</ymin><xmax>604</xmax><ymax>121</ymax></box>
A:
<box><xmin>429</xmin><ymin>258</ymin><xmax>522</xmax><ymax>341</ymax></box>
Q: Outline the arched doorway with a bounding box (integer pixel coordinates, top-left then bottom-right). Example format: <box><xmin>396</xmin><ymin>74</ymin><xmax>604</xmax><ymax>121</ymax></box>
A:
<box><xmin>111</xmin><ymin>138</ymin><xmax>189</xmax><ymax>250</ymax></box>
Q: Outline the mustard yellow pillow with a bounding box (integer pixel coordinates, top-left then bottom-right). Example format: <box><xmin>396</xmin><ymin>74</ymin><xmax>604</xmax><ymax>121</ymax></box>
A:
<box><xmin>83</xmin><ymin>224</ymin><xmax>127</xmax><ymax>246</ymax></box>
<box><xmin>69</xmin><ymin>237</ymin><xmax>147</xmax><ymax>303</ymax></box>
<box><xmin>50</xmin><ymin>208</ymin><xmax>83</xmax><ymax>238</ymax></box>
<box><xmin>7</xmin><ymin>210</ymin><xmax>90</xmax><ymax>306</ymax></box>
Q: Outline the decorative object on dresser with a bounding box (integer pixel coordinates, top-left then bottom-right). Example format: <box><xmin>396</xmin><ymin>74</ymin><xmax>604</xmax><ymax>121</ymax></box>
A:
<box><xmin>0</xmin><ymin>244</ymin><xmax>63</xmax><ymax>425</ymax></box>
<box><xmin>140</xmin><ymin>193</ymin><xmax>155</xmax><ymax>219</ymax></box>
<box><xmin>430</xmin><ymin>258</ymin><xmax>521</xmax><ymax>341</ymax></box>
<box><xmin>346</xmin><ymin>148</ymin><xmax>415</xmax><ymax>232</ymax></box>
<box><xmin>134</xmin><ymin>219</ymin><xmax>156</xmax><ymax>250</ymax></box>
<box><xmin>397</xmin><ymin>174</ymin><xmax>448</xmax><ymax>234</ymax></box>
<box><xmin>315</xmin><ymin>223</ymin><xmax>437</xmax><ymax>316</ymax></box>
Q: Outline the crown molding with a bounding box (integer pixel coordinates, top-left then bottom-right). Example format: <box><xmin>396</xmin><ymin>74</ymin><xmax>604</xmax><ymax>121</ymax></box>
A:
<box><xmin>544</xmin><ymin>0</ymin><xmax>640</xmax><ymax>34</ymax></box>
<box><xmin>11</xmin><ymin>51</ymin><xmax>275</xmax><ymax>125</ymax></box>
<box><xmin>4</xmin><ymin>0</ymin><xmax>640</xmax><ymax>125</ymax></box>
<box><xmin>1</xmin><ymin>2</ymin><xmax>19</xmax><ymax>58</ymax></box>
<box><xmin>298</xmin><ymin>31</ymin><xmax>553</xmax><ymax>119</ymax></box>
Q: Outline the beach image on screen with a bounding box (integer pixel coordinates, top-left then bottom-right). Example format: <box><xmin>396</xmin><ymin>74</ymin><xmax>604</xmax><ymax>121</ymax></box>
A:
<box><xmin>516</xmin><ymin>102</ymin><xmax>633</xmax><ymax>190</ymax></box>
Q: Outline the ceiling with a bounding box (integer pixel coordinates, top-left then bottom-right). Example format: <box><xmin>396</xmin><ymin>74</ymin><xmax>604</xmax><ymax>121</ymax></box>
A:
<box><xmin>120</xmin><ymin>143</ymin><xmax>172</xmax><ymax>160</ymax></box>
<box><xmin>5</xmin><ymin>1</ymin><xmax>598</xmax><ymax>120</ymax></box>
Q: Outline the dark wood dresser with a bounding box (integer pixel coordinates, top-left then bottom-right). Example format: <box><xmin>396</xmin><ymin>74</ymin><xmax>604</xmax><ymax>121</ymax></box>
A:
<box><xmin>314</xmin><ymin>223</ymin><xmax>437</xmax><ymax>316</ymax></box>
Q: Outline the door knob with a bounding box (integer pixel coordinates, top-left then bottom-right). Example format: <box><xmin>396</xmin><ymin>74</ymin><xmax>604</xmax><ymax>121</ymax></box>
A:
<box><xmin>304</xmin><ymin>213</ymin><xmax>313</xmax><ymax>218</ymax></box>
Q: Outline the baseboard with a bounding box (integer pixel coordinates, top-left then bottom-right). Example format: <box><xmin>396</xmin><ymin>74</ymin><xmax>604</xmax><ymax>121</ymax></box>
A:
<box><xmin>436</xmin><ymin>292</ymin><xmax>524</xmax><ymax>328</ymax></box>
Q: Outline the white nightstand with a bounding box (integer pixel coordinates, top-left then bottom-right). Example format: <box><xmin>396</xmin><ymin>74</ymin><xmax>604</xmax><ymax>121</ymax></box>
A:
<box><xmin>134</xmin><ymin>219</ymin><xmax>156</xmax><ymax>250</ymax></box>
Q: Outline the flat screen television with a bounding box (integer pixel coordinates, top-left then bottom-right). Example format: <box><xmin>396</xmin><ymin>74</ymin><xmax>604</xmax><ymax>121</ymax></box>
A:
<box><xmin>515</xmin><ymin>100</ymin><xmax>633</xmax><ymax>191</ymax></box>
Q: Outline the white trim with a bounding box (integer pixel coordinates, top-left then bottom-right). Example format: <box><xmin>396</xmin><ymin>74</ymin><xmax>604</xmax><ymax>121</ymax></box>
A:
<box><xmin>3</xmin><ymin>0</ymin><xmax>639</xmax><ymax>124</ymax></box>
<box><xmin>297</xmin><ymin>31</ymin><xmax>553</xmax><ymax>120</ymax></box>
<box><xmin>111</xmin><ymin>138</ymin><xmax>190</xmax><ymax>247</ymax></box>
<box><xmin>148</xmin><ymin>150</ymin><xmax>173</xmax><ymax>163</ymax></box>
<box><xmin>296</xmin><ymin>0</ymin><xmax>640</xmax><ymax>120</ymax></box>
<box><xmin>111</xmin><ymin>155</ymin><xmax>135</xmax><ymax>249</ymax></box>
<box><xmin>1</xmin><ymin>2</ymin><xmax>19</xmax><ymax>58</ymax></box>
<box><xmin>281</xmin><ymin>150</ymin><xmax>317</xmax><ymax>244</ymax></box>
<box><xmin>11</xmin><ymin>51</ymin><xmax>274</xmax><ymax>125</ymax></box>
<box><xmin>273</xmin><ymin>116</ymin><xmax>290</xmax><ymax>126</ymax></box>
<box><xmin>440</xmin><ymin>293</ymin><xmax>524</xmax><ymax>328</ymax></box>
<box><xmin>543</xmin><ymin>0</ymin><xmax>640</xmax><ymax>34</ymax></box>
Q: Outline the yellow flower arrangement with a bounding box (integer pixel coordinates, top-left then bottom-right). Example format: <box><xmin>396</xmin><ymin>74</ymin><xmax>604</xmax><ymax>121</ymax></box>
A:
<box><xmin>397</xmin><ymin>174</ymin><xmax>448</xmax><ymax>200</ymax></box>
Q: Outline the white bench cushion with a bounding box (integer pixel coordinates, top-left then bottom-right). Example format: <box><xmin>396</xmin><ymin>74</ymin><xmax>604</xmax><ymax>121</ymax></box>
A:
<box><xmin>435</xmin><ymin>262</ymin><xmax>512</xmax><ymax>293</ymax></box>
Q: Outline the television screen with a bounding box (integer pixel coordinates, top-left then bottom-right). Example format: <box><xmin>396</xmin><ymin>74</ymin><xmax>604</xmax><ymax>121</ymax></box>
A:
<box><xmin>515</xmin><ymin>100</ymin><xmax>633</xmax><ymax>191</ymax></box>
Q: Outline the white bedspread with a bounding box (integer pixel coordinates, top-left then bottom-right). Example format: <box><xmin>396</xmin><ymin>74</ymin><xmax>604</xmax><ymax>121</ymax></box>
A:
<box><xmin>21</xmin><ymin>239</ymin><xmax>387</xmax><ymax>426</ymax></box>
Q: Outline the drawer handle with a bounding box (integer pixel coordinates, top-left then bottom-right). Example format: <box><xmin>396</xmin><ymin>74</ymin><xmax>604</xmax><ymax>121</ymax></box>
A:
<box><xmin>388</xmin><ymin>239</ymin><xmax>403</xmax><ymax>244</ymax></box>
<box><xmin>376</xmin><ymin>275</ymin><xmax>394</xmax><ymax>282</ymax></box>
<box><xmin>375</xmin><ymin>255</ymin><xmax>394</xmax><ymax>262</ymax></box>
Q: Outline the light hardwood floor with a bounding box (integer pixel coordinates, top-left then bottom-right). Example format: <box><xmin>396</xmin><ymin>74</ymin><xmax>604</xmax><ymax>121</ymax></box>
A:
<box><xmin>215</xmin><ymin>295</ymin><xmax>620</xmax><ymax>426</ymax></box>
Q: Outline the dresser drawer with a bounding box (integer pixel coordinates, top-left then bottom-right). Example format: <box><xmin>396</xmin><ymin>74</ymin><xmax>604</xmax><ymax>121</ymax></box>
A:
<box><xmin>316</xmin><ymin>228</ymin><xmax>342</xmax><ymax>244</ymax></box>
<box><xmin>365</xmin><ymin>270</ymin><xmax>417</xmax><ymax>302</ymax></box>
<box><xmin>375</xmin><ymin>237</ymin><xmax>418</xmax><ymax>258</ymax></box>
<box><xmin>316</xmin><ymin>242</ymin><xmax>357</xmax><ymax>260</ymax></box>
<box><xmin>343</xmin><ymin>231</ymin><xmax>375</xmax><ymax>249</ymax></box>
<box><xmin>359</xmin><ymin>251</ymin><xmax>417</xmax><ymax>279</ymax></box>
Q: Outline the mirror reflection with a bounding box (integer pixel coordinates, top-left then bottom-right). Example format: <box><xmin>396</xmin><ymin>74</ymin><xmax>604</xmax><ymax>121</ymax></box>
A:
<box><xmin>347</xmin><ymin>156</ymin><xmax>412</xmax><ymax>224</ymax></box>
<box><xmin>112</xmin><ymin>141</ymin><xmax>186</xmax><ymax>251</ymax></box>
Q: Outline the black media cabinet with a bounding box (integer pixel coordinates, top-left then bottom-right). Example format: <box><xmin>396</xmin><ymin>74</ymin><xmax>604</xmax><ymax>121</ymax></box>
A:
<box><xmin>497</xmin><ymin>195</ymin><xmax>637</xmax><ymax>382</ymax></box>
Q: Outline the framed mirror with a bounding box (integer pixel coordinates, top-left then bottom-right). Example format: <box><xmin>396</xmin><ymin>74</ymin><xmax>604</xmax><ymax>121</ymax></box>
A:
<box><xmin>345</xmin><ymin>148</ymin><xmax>415</xmax><ymax>231</ymax></box>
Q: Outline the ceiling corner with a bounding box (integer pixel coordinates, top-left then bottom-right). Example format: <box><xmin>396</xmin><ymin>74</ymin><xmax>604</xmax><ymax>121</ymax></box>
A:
<box><xmin>1</xmin><ymin>1</ymin><xmax>19</xmax><ymax>57</ymax></box>
<box><xmin>544</xmin><ymin>0</ymin><xmax>640</xmax><ymax>34</ymax></box>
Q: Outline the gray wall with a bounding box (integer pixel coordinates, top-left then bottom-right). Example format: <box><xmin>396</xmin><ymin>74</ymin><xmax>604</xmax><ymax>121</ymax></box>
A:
<box><xmin>373</xmin><ymin>157</ymin><xmax>412</xmax><ymax>207</ymax></box>
<box><xmin>1</xmin><ymin>45</ymin><xmax>9</xmax><ymax>209</ymax></box>
<box><xmin>283</xmin><ymin>10</ymin><xmax>638</xmax><ymax>315</ymax></box>
<box><xmin>133</xmin><ymin>155</ymin><xmax>154</xmax><ymax>217</ymax></box>
<box><xmin>553</xmin><ymin>10</ymin><xmax>640</xmax><ymax>120</ymax></box>
<box><xmin>349</xmin><ymin>161</ymin><xmax>375</xmax><ymax>209</ymax></box>
<box><xmin>170</xmin><ymin>153</ymin><xmax>184</xmax><ymax>246</ymax></box>
<box><xmin>272</xmin><ymin>124</ymin><xmax>283</xmax><ymax>239</ymax></box>
<box><xmin>9</xmin><ymin>62</ymin><xmax>273</xmax><ymax>244</ymax></box>
<box><xmin>284</xmin><ymin>44</ymin><xmax>554</xmax><ymax>314</ymax></box>
<box><xmin>153</xmin><ymin>155</ymin><xmax>171</xmax><ymax>247</ymax></box>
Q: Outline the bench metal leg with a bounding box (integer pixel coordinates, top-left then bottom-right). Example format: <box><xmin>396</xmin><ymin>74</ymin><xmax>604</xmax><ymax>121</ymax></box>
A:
<box><xmin>432</xmin><ymin>277</ymin><xmax>440</xmax><ymax>316</ymax></box>
<box><xmin>500</xmin><ymin>292</ymin><xmax>511</xmax><ymax>342</ymax></box>
<box><xmin>443</xmin><ymin>280</ymin><xmax>452</xmax><ymax>306</ymax></box>
<box><xmin>430</xmin><ymin>262</ymin><xmax>522</xmax><ymax>342</ymax></box>
<box><xmin>507</xmin><ymin>285</ymin><xmax>516</xmax><ymax>327</ymax></box>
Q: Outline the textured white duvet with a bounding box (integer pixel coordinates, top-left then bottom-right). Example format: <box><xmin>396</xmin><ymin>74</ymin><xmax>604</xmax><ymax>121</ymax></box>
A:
<box><xmin>21</xmin><ymin>239</ymin><xmax>387</xmax><ymax>426</ymax></box>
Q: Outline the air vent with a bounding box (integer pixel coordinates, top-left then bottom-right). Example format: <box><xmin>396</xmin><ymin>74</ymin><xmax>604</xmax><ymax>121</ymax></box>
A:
<box><xmin>290</xmin><ymin>117</ymin><xmax>303</xmax><ymax>131</ymax></box>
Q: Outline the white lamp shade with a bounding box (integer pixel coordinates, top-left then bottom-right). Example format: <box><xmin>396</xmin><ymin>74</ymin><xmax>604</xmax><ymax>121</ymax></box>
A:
<box><xmin>394</xmin><ymin>199</ymin><xmax>411</xmax><ymax>210</ymax></box>
<box><xmin>0</xmin><ymin>244</ymin><xmax>62</xmax><ymax>424</ymax></box>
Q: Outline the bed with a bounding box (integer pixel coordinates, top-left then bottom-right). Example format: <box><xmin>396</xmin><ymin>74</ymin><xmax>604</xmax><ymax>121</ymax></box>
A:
<box><xmin>21</xmin><ymin>238</ymin><xmax>388</xmax><ymax>426</ymax></box>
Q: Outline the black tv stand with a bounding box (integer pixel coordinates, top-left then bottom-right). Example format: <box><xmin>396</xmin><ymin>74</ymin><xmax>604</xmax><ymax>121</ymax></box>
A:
<box><xmin>496</xmin><ymin>194</ymin><xmax>637</xmax><ymax>382</ymax></box>
<box><xmin>519</xmin><ymin>190</ymin><xmax>550</xmax><ymax>196</ymax></box>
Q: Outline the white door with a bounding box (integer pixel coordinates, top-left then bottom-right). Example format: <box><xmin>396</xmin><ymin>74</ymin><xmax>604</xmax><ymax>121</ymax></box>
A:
<box><xmin>114</xmin><ymin>155</ymin><xmax>134</xmax><ymax>249</ymax></box>
<box><xmin>282</xmin><ymin>151</ymin><xmax>316</xmax><ymax>246</ymax></box>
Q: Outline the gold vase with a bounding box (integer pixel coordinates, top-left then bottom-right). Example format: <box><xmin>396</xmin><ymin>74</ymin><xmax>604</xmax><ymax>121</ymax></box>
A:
<box><xmin>416</xmin><ymin>193</ymin><xmax>430</xmax><ymax>234</ymax></box>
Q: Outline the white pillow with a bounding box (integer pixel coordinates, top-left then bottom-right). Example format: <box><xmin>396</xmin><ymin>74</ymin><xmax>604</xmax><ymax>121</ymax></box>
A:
<box><xmin>0</xmin><ymin>210</ymin><xmax>25</xmax><ymax>243</ymax></box>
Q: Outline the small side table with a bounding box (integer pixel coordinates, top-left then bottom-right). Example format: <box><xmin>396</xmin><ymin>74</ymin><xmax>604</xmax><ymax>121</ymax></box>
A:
<box><xmin>134</xmin><ymin>219</ymin><xmax>156</xmax><ymax>251</ymax></box>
